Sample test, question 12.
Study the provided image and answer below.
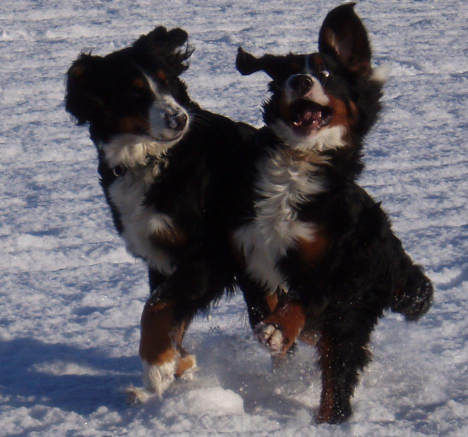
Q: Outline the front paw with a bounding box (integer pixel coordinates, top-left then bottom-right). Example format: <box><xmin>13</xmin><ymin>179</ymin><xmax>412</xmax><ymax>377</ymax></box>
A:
<box><xmin>254</xmin><ymin>301</ymin><xmax>306</xmax><ymax>355</ymax></box>
<box><xmin>255</xmin><ymin>323</ymin><xmax>287</xmax><ymax>355</ymax></box>
<box><xmin>142</xmin><ymin>359</ymin><xmax>177</xmax><ymax>397</ymax></box>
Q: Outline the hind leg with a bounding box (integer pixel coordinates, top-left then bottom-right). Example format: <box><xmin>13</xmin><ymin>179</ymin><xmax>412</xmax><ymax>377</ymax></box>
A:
<box><xmin>316</xmin><ymin>314</ymin><xmax>377</xmax><ymax>423</ymax></box>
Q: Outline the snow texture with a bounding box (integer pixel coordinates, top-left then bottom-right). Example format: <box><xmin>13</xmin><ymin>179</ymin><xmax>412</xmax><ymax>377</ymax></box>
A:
<box><xmin>0</xmin><ymin>0</ymin><xmax>466</xmax><ymax>435</ymax></box>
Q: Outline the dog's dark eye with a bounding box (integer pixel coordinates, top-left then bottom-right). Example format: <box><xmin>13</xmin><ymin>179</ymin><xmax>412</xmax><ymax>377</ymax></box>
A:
<box><xmin>129</xmin><ymin>78</ymin><xmax>149</xmax><ymax>99</ymax></box>
<box><xmin>129</xmin><ymin>88</ymin><xmax>147</xmax><ymax>101</ymax></box>
<box><xmin>156</xmin><ymin>69</ymin><xmax>170</xmax><ymax>87</ymax></box>
<box><xmin>320</xmin><ymin>70</ymin><xmax>331</xmax><ymax>79</ymax></box>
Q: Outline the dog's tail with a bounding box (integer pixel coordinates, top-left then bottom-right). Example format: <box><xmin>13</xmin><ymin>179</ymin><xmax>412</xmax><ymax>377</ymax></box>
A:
<box><xmin>391</xmin><ymin>263</ymin><xmax>433</xmax><ymax>321</ymax></box>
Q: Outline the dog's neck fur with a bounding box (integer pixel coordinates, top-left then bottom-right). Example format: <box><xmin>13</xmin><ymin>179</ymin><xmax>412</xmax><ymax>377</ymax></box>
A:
<box><xmin>233</xmin><ymin>123</ymin><xmax>364</xmax><ymax>293</ymax></box>
<box><xmin>97</xmin><ymin>135</ymin><xmax>175</xmax><ymax>182</ymax></box>
<box><xmin>262</xmin><ymin>126</ymin><xmax>364</xmax><ymax>189</ymax></box>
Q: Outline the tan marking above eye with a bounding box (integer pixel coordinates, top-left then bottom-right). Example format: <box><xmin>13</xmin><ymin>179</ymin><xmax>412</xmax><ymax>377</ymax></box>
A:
<box><xmin>309</xmin><ymin>54</ymin><xmax>324</xmax><ymax>69</ymax></box>
<box><xmin>156</xmin><ymin>69</ymin><xmax>167</xmax><ymax>82</ymax></box>
<box><xmin>132</xmin><ymin>78</ymin><xmax>146</xmax><ymax>89</ymax></box>
<box><xmin>70</xmin><ymin>63</ymin><xmax>85</xmax><ymax>79</ymax></box>
<box><xmin>348</xmin><ymin>100</ymin><xmax>359</xmax><ymax>121</ymax></box>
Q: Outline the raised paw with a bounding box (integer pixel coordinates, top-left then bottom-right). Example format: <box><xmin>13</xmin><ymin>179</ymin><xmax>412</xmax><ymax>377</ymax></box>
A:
<box><xmin>254</xmin><ymin>300</ymin><xmax>306</xmax><ymax>356</ymax></box>
<box><xmin>255</xmin><ymin>323</ymin><xmax>288</xmax><ymax>355</ymax></box>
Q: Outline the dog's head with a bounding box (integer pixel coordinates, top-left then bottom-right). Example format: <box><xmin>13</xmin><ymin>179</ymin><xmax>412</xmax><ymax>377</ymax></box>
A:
<box><xmin>66</xmin><ymin>26</ymin><xmax>193</xmax><ymax>145</ymax></box>
<box><xmin>236</xmin><ymin>4</ymin><xmax>385</xmax><ymax>152</ymax></box>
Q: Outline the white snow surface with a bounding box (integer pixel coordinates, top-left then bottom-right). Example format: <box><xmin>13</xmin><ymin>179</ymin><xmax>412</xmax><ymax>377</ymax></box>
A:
<box><xmin>0</xmin><ymin>0</ymin><xmax>466</xmax><ymax>435</ymax></box>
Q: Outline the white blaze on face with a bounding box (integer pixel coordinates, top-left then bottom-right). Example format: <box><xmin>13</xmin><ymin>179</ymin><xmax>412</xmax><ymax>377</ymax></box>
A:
<box><xmin>144</xmin><ymin>74</ymin><xmax>190</xmax><ymax>142</ymax></box>
<box><xmin>284</xmin><ymin>73</ymin><xmax>330</xmax><ymax>107</ymax></box>
<box><xmin>101</xmin><ymin>74</ymin><xmax>190</xmax><ymax>170</ymax></box>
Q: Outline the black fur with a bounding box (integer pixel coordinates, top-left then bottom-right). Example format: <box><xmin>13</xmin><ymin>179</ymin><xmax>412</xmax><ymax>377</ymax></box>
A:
<box><xmin>233</xmin><ymin>4</ymin><xmax>433</xmax><ymax>424</ymax></box>
<box><xmin>65</xmin><ymin>27</ymin><xmax>256</xmax><ymax>323</ymax></box>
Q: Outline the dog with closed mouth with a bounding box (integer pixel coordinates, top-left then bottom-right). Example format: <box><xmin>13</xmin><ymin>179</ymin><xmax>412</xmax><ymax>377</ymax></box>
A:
<box><xmin>233</xmin><ymin>3</ymin><xmax>433</xmax><ymax>423</ymax></box>
<box><xmin>65</xmin><ymin>26</ymin><xmax>257</xmax><ymax>400</ymax></box>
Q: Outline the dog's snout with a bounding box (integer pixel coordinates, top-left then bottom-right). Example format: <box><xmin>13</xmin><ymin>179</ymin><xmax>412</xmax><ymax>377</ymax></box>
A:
<box><xmin>165</xmin><ymin>111</ymin><xmax>188</xmax><ymax>131</ymax></box>
<box><xmin>174</xmin><ymin>112</ymin><xmax>188</xmax><ymax>130</ymax></box>
<box><xmin>289</xmin><ymin>74</ymin><xmax>314</xmax><ymax>96</ymax></box>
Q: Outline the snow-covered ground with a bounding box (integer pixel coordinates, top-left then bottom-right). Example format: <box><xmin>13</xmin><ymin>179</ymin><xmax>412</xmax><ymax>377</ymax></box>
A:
<box><xmin>0</xmin><ymin>0</ymin><xmax>466</xmax><ymax>435</ymax></box>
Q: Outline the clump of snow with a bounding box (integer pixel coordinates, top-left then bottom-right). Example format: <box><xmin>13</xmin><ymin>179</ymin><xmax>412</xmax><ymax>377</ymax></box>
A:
<box><xmin>160</xmin><ymin>387</ymin><xmax>244</xmax><ymax>417</ymax></box>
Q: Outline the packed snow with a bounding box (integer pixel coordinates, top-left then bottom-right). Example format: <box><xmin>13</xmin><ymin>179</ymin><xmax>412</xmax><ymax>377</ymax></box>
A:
<box><xmin>0</xmin><ymin>0</ymin><xmax>466</xmax><ymax>435</ymax></box>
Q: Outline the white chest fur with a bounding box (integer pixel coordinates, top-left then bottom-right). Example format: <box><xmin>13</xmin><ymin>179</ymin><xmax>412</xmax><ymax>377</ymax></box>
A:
<box><xmin>233</xmin><ymin>149</ymin><xmax>324</xmax><ymax>291</ymax></box>
<box><xmin>103</xmin><ymin>137</ymin><xmax>177</xmax><ymax>275</ymax></box>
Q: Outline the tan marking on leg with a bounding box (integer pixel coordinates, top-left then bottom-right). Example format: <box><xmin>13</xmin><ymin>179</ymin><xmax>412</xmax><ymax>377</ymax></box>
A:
<box><xmin>175</xmin><ymin>354</ymin><xmax>197</xmax><ymax>378</ymax></box>
<box><xmin>139</xmin><ymin>299</ymin><xmax>199</xmax><ymax>395</ymax></box>
<box><xmin>172</xmin><ymin>317</ymin><xmax>197</xmax><ymax>378</ymax></box>
<box><xmin>266</xmin><ymin>291</ymin><xmax>279</xmax><ymax>312</ymax></box>
<box><xmin>263</xmin><ymin>300</ymin><xmax>306</xmax><ymax>356</ymax></box>
<box><xmin>139</xmin><ymin>300</ymin><xmax>177</xmax><ymax>365</ymax></box>
<box><xmin>140</xmin><ymin>300</ymin><xmax>197</xmax><ymax>377</ymax></box>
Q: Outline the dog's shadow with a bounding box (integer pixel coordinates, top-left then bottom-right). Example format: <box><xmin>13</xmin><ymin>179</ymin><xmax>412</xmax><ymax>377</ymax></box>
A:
<box><xmin>0</xmin><ymin>337</ymin><xmax>140</xmax><ymax>415</ymax></box>
<box><xmin>2</xmin><ymin>331</ymin><xmax>320</xmax><ymax>420</ymax></box>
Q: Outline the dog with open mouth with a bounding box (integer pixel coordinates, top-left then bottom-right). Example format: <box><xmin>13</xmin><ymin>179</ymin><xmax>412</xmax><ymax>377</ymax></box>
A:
<box><xmin>65</xmin><ymin>26</ymin><xmax>257</xmax><ymax>401</ymax></box>
<box><xmin>233</xmin><ymin>3</ymin><xmax>433</xmax><ymax>423</ymax></box>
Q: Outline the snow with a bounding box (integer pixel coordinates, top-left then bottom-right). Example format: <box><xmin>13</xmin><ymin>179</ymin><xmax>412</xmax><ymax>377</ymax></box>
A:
<box><xmin>0</xmin><ymin>0</ymin><xmax>466</xmax><ymax>435</ymax></box>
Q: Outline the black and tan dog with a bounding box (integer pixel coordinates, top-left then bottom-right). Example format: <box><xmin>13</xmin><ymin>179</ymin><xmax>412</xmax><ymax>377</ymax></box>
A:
<box><xmin>232</xmin><ymin>4</ymin><xmax>433</xmax><ymax>423</ymax></box>
<box><xmin>65</xmin><ymin>27</ymin><xmax>256</xmax><ymax>400</ymax></box>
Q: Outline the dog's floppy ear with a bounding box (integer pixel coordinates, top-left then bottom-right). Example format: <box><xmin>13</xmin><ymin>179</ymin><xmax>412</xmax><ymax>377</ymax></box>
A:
<box><xmin>133</xmin><ymin>26</ymin><xmax>193</xmax><ymax>76</ymax></box>
<box><xmin>134</xmin><ymin>26</ymin><xmax>188</xmax><ymax>53</ymax></box>
<box><xmin>236</xmin><ymin>47</ymin><xmax>285</xmax><ymax>80</ymax></box>
<box><xmin>65</xmin><ymin>54</ymin><xmax>105</xmax><ymax>125</ymax></box>
<box><xmin>236</xmin><ymin>47</ymin><xmax>264</xmax><ymax>75</ymax></box>
<box><xmin>318</xmin><ymin>3</ymin><xmax>371</xmax><ymax>77</ymax></box>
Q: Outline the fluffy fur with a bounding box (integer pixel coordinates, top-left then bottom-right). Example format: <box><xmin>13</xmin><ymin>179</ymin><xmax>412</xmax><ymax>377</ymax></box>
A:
<box><xmin>233</xmin><ymin>3</ymin><xmax>433</xmax><ymax>424</ymax></box>
<box><xmin>65</xmin><ymin>26</ymin><xmax>256</xmax><ymax>396</ymax></box>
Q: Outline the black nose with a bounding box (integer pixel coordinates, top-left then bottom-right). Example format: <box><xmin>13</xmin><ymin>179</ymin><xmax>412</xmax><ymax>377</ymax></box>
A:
<box><xmin>288</xmin><ymin>74</ymin><xmax>314</xmax><ymax>96</ymax></box>
<box><xmin>165</xmin><ymin>111</ymin><xmax>188</xmax><ymax>131</ymax></box>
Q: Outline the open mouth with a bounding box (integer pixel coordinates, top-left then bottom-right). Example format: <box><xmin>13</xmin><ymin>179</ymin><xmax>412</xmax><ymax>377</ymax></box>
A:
<box><xmin>289</xmin><ymin>100</ymin><xmax>332</xmax><ymax>134</ymax></box>
<box><xmin>153</xmin><ymin>131</ymin><xmax>185</xmax><ymax>143</ymax></box>
<box><xmin>150</xmin><ymin>127</ymin><xmax>188</xmax><ymax>144</ymax></box>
